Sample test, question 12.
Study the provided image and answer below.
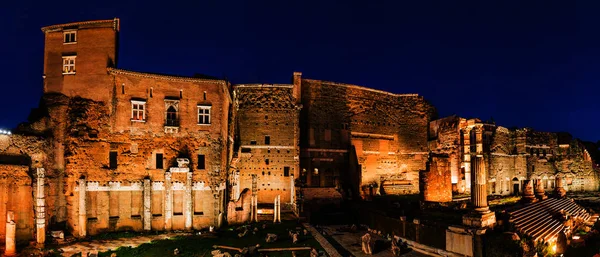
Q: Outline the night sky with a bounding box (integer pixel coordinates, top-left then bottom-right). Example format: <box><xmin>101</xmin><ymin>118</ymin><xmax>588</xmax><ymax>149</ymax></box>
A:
<box><xmin>1</xmin><ymin>1</ymin><xmax>598</xmax><ymax>141</ymax></box>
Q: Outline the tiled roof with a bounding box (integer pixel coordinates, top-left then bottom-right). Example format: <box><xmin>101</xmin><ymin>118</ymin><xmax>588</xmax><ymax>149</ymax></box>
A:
<box><xmin>508</xmin><ymin>198</ymin><xmax>596</xmax><ymax>243</ymax></box>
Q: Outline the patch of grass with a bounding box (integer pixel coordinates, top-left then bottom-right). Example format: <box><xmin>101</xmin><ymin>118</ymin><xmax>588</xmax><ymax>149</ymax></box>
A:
<box><xmin>100</xmin><ymin>222</ymin><xmax>323</xmax><ymax>257</ymax></box>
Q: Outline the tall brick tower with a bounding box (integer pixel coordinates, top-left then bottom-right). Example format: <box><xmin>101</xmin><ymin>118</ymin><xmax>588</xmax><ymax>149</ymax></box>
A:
<box><xmin>41</xmin><ymin>18</ymin><xmax>119</xmax><ymax>101</ymax></box>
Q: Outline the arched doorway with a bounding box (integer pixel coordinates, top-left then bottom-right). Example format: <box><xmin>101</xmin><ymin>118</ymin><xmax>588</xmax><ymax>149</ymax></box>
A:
<box><xmin>512</xmin><ymin>177</ymin><xmax>520</xmax><ymax>196</ymax></box>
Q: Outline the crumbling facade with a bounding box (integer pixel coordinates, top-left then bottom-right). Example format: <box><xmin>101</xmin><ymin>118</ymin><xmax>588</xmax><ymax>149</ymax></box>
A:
<box><xmin>429</xmin><ymin>116</ymin><xmax>599</xmax><ymax>197</ymax></box>
<box><xmin>0</xmin><ymin>18</ymin><xmax>598</xmax><ymax>249</ymax></box>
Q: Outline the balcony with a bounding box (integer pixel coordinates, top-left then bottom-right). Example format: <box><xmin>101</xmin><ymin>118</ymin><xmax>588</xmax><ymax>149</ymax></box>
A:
<box><xmin>164</xmin><ymin>119</ymin><xmax>179</xmax><ymax>133</ymax></box>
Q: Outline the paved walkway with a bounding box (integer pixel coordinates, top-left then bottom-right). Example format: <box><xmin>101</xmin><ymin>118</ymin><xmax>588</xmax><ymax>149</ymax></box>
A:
<box><xmin>58</xmin><ymin>233</ymin><xmax>181</xmax><ymax>256</ymax></box>
<box><xmin>302</xmin><ymin>223</ymin><xmax>342</xmax><ymax>257</ymax></box>
<box><xmin>320</xmin><ymin>226</ymin><xmax>432</xmax><ymax>257</ymax></box>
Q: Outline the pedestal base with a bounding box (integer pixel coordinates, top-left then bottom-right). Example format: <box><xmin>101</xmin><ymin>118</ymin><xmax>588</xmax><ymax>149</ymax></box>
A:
<box><xmin>462</xmin><ymin>211</ymin><xmax>496</xmax><ymax>228</ymax></box>
<box><xmin>520</xmin><ymin>195</ymin><xmax>538</xmax><ymax>204</ymax></box>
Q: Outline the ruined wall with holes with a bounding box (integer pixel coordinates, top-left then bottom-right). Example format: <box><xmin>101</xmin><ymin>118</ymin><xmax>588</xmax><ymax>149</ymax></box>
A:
<box><xmin>299</xmin><ymin>78</ymin><xmax>436</xmax><ymax>199</ymax></box>
<box><xmin>430</xmin><ymin>117</ymin><xmax>599</xmax><ymax>196</ymax></box>
<box><xmin>232</xmin><ymin>84</ymin><xmax>300</xmax><ymax>204</ymax></box>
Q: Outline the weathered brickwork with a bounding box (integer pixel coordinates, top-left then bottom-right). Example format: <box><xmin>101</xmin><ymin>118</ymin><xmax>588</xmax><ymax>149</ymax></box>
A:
<box><xmin>232</xmin><ymin>84</ymin><xmax>300</xmax><ymax>204</ymax></box>
<box><xmin>299</xmin><ymin>78</ymin><xmax>436</xmax><ymax>199</ymax></box>
<box><xmin>0</xmin><ymin>18</ymin><xmax>598</xmax><ymax>248</ymax></box>
<box><xmin>430</xmin><ymin>117</ymin><xmax>600</xmax><ymax>197</ymax></box>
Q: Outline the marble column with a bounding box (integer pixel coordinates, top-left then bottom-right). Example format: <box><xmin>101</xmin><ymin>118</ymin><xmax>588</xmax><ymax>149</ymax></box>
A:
<box><xmin>185</xmin><ymin>172</ymin><xmax>193</xmax><ymax>231</ymax></box>
<box><xmin>534</xmin><ymin>179</ymin><xmax>547</xmax><ymax>200</ymax></box>
<box><xmin>35</xmin><ymin>168</ymin><xmax>46</xmax><ymax>246</ymax></box>
<box><xmin>78</xmin><ymin>177</ymin><xmax>87</xmax><ymax>238</ymax></box>
<box><xmin>554</xmin><ymin>176</ymin><xmax>566</xmax><ymax>198</ymax></box>
<box><xmin>471</xmin><ymin>156</ymin><xmax>488</xmax><ymax>212</ymax></box>
<box><xmin>164</xmin><ymin>172</ymin><xmax>173</xmax><ymax>231</ymax></box>
<box><xmin>463</xmin><ymin>130</ymin><xmax>472</xmax><ymax>192</ymax></box>
<box><xmin>5</xmin><ymin>211</ymin><xmax>16</xmax><ymax>256</ymax></box>
<box><xmin>290</xmin><ymin>175</ymin><xmax>295</xmax><ymax>205</ymax></box>
<box><xmin>143</xmin><ymin>178</ymin><xmax>151</xmax><ymax>231</ymax></box>
<box><xmin>232</xmin><ymin>171</ymin><xmax>240</xmax><ymax>202</ymax></box>
<box><xmin>462</xmin><ymin>155</ymin><xmax>496</xmax><ymax>228</ymax></box>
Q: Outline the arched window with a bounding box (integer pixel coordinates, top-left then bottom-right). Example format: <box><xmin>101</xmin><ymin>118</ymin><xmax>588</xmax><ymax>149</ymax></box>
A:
<box><xmin>166</xmin><ymin>106</ymin><xmax>178</xmax><ymax>126</ymax></box>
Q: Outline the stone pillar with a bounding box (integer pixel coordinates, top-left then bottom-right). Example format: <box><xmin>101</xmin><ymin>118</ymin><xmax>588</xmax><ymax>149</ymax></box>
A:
<box><xmin>413</xmin><ymin>219</ymin><xmax>420</xmax><ymax>243</ymax></box>
<box><xmin>554</xmin><ymin>176</ymin><xmax>566</xmax><ymax>198</ymax></box>
<box><xmin>143</xmin><ymin>178</ymin><xmax>152</xmax><ymax>231</ymax></box>
<box><xmin>78</xmin><ymin>177</ymin><xmax>87</xmax><ymax>238</ymax></box>
<box><xmin>471</xmin><ymin>156</ymin><xmax>488</xmax><ymax>212</ymax></box>
<box><xmin>463</xmin><ymin>130</ymin><xmax>472</xmax><ymax>192</ymax></box>
<box><xmin>5</xmin><ymin>211</ymin><xmax>16</xmax><ymax>256</ymax></box>
<box><xmin>290</xmin><ymin>175</ymin><xmax>295</xmax><ymax>205</ymax></box>
<box><xmin>521</xmin><ymin>179</ymin><xmax>537</xmax><ymax>203</ymax></box>
<box><xmin>274</xmin><ymin>195</ymin><xmax>281</xmax><ymax>223</ymax></box>
<box><xmin>165</xmin><ymin>172</ymin><xmax>173</xmax><ymax>231</ymax></box>
<box><xmin>462</xmin><ymin>155</ymin><xmax>496</xmax><ymax>228</ymax></box>
<box><xmin>251</xmin><ymin>195</ymin><xmax>258</xmax><ymax>222</ymax></box>
<box><xmin>251</xmin><ymin>174</ymin><xmax>258</xmax><ymax>222</ymax></box>
<box><xmin>400</xmin><ymin>216</ymin><xmax>406</xmax><ymax>237</ymax></box>
<box><xmin>232</xmin><ymin>171</ymin><xmax>240</xmax><ymax>202</ymax></box>
<box><xmin>185</xmin><ymin>172</ymin><xmax>193</xmax><ymax>231</ymax></box>
<box><xmin>35</xmin><ymin>168</ymin><xmax>46</xmax><ymax>246</ymax></box>
<box><xmin>534</xmin><ymin>179</ymin><xmax>547</xmax><ymax>200</ymax></box>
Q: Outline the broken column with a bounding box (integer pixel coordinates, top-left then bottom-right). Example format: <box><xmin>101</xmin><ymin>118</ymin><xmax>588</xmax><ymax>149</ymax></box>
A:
<box><xmin>185</xmin><ymin>172</ymin><xmax>193</xmax><ymax>231</ymax></box>
<box><xmin>165</xmin><ymin>171</ymin><xmax>173</xmax><ymax>231</ymax></box>
<box><xmin>462</xmin><ymin>155</ymin><xmax>496</xmax><ymax>228</ymax></box>
<box><xmin>5</xmin><ymin>211</ymin><xmax>16</xmax><ymax>256</ymax></box>
<box><xmin>554</xmin><ymin>176</ymin><xmax>566</xmax><ymax>198</ymax></box>
<box><xmin>143</xmin><ymin>177</ymin><xmax>152</xmax><ymax>231</ymax></box>
<box><xmin>78</xmin><ymin>176</ymin><xmax>87</xmax><ymax>238</ymax></box>
<box><xmin>521</xmin><ymin>180</ymin><xmax>537</xmax><ymax>203</ymax></box>
<box><xmin>35</xmin><ymin>168</ymin><xmax>46</xmax><ymax>246</ymax></box>
<box><xmin>534</xmin><ymin>179</ymin><xmax>547</xmax><ymax>200</ymax></box>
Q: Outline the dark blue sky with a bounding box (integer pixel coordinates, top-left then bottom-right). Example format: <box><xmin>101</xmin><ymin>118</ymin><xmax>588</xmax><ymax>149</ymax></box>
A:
<box><xmin>1</xmin><ymin>1</ymin><xmax>598</xmax><ymax>141</ymax></box>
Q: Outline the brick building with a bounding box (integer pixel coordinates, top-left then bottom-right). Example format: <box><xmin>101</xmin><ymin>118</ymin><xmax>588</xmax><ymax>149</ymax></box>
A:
<box><xmin>0</xmin><ymin>18</ymin><xmax>597</xmax><ymax>248</ymax></box>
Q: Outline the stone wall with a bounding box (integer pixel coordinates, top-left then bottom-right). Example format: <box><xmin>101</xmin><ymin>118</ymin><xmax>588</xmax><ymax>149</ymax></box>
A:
<box><xmin>430</xmin><ymin>117</ymin><xmax>600</xmax><ymax>197</ymax></box>
<box><xmin>232</xmin><ymin>84</ymin><xmax>300</xmax><ymax>204</ymax></box>
<box><xmin>300</xmin><ymin>78</ymin><xmax>436</xmax><ymax>199</ymax></box>
<box><xmin>0</xmin><ymin>165</ymin><xmax>34</xmax><ymax>243</ymax></box>
<box><xmin>420</xmin><ymin>155</ymin><xmax>452</xmax><ymax>202</ymax></box>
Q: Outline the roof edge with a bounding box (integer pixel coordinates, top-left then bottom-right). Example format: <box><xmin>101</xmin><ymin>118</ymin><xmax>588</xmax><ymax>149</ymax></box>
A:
<box><xmin>302</xmin><ymin>78</ymin><xmax>420</xmax><ymax>98</ymax></box>
<box><xmin>41</xmin><ymin>18</ymin><xmax>120</xmax><ymax>33</ymax></box>
<box><xmin>107</xmin><ymin>68</ymin><xmax>227</xmax><ymax>84</ymax></box>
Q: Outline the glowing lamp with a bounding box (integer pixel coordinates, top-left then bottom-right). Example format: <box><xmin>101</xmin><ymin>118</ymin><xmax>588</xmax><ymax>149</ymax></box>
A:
<box><xmin>573</xmin><ymin>235</ymin><xmax>580</xmax><ymax>240</ymax></box>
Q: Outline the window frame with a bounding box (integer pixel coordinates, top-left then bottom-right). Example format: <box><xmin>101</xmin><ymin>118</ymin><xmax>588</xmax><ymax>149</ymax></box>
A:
<box><xmin>197</xmin><ymin>105</ymin><xmax>211</xmax><ymax>125</ymax></box>
<box><xmin>109</xmin><ymin>151</ymin><xmax>118</xmax><ymax>170</ymax></box>
<box><xmin>155</xmin><ymin>153</ymin><xmax>164</xmax><ymax>169</ymax></box>
<box><xmin>63</xmin><ymin>30</ymin><xmax>77</xmax><ymax>44</ymax></box>
<box><xmin>197</xmin><ymin>154</ymin><xmax>206</xmax><ymax>170</ymax></box>
<box><xmin>131</xmin><ymin>100</ymin><xmax>147</xmax><ymax>122</ymax></box>
<box><xmin>62</xmin><ymin>56</ymin><xmax>76</xmax><ymax>75</ymax></box>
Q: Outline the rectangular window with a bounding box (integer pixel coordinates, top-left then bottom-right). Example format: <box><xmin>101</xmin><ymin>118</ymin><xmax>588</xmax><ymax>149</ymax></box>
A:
<box><xmin>265</xmin><ymin>135</ymin><xmax>271</xmax><ymax>145</ymax></box>
<box><xmin>197</xmin><ymin>105</ymin><xmax>211</xmax><ymax>125</ymax></box>
<box><xmin>197</xmin><ymin>154</ymin><xmax>206</xmax><ymax>170</ymax></box>
<box><xmin>62</xmin><ymin>56</ymin><xmax>76</xmax><ymax>74</ymax></box>
<box><xmin>265</xmin><ymin>159</ymin><xmax>270</xmax><ymax>165</ymax></box>
<box><xmin>64</xmin><ymin>30</ymin><xmax>77</xmax><ymax>43</ymax></box>
<box><xmin>250</xmin><ymin>140</ymin><xmax>257</xmax><ymax>145</ymax></box>
<box><xmin>131</xmin><ymin>100</ymin><xmax>146</xmax><ymax>121</ymax></box>
<box><xmin>284</xmin><ymin>167</ymin><xmax>290</xmax><ymax>177</ymax></box>
<box><xmin>156</xmin><ymin>153</ymin><xmax>163</xmax><ymax>169</ymax></box>
<box><xmin>109</xmin><ymin>151</ymin><xmax>117</xmax><ymax>169</ymax></box>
